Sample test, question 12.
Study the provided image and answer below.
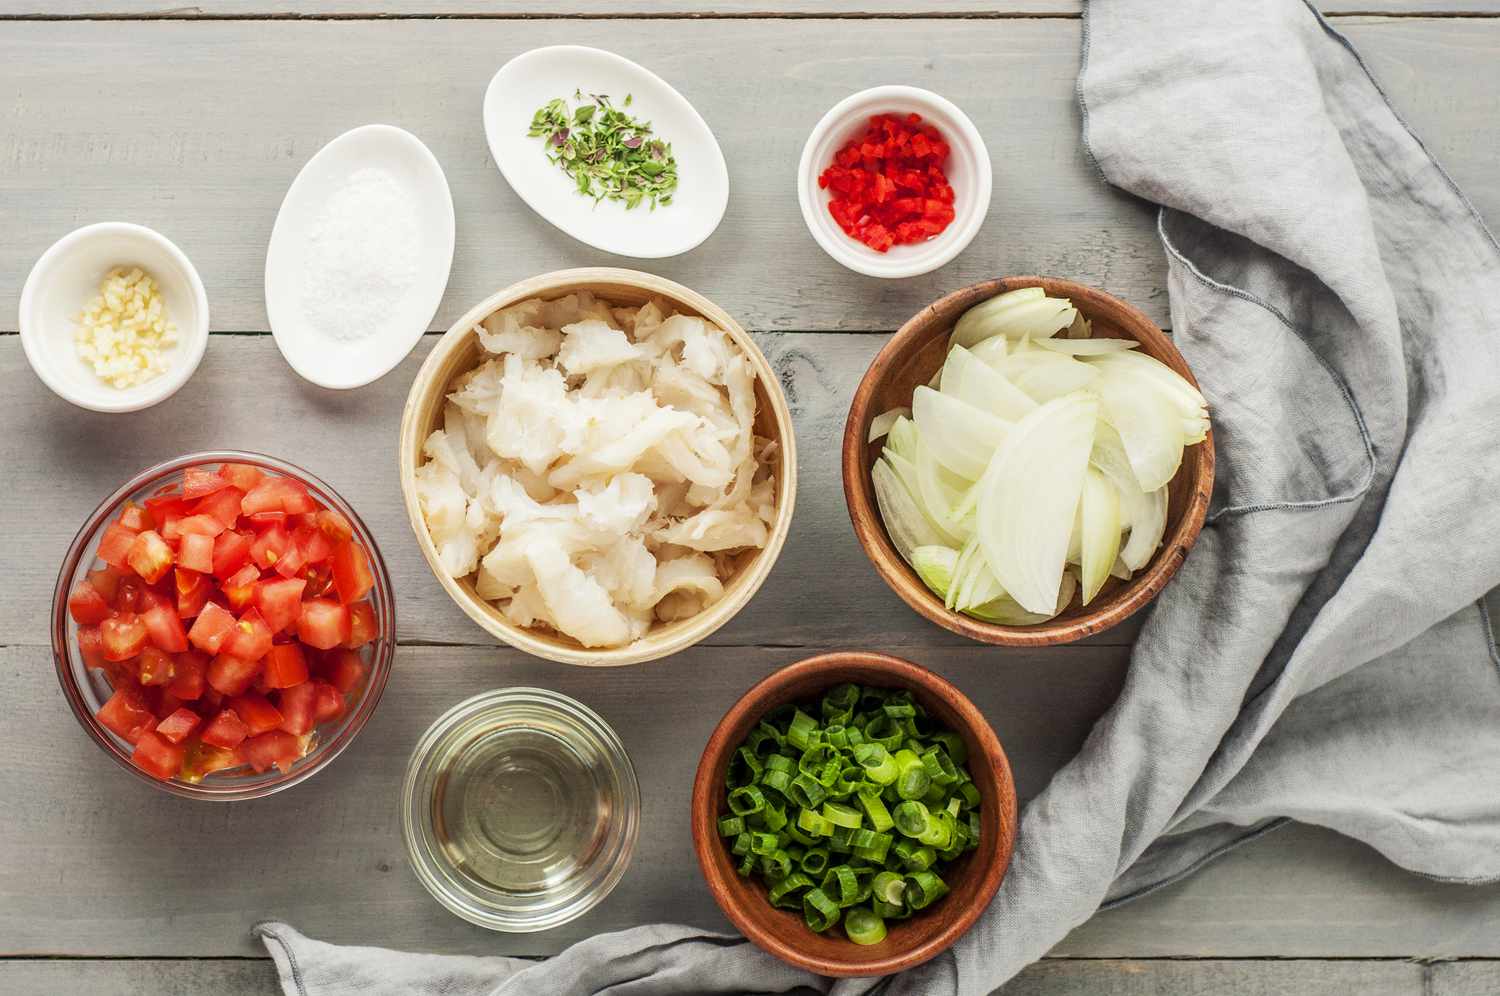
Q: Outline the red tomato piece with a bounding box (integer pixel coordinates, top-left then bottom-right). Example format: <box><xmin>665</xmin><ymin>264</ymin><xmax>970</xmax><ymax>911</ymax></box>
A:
<box><xmin>298</xmin><ymin>599</ymin><xmax>350</xmax><ymax>650</ymax></box>
<box><xmin>118</xmin><ymin>502</ymin><xmax>154</xmax><ymax>532</ymax></box>
<box><xmin>188</xmin><ymin>602</ymin><xmax>238</xmax><ymax>655</ymax></box>
<box><xmin>97</xmin><ymin>687</ymin><xmax>155</xmax><ymax>741</ymax></box>
<box><xmin>155</xmin><ymin>707</ymin><xmax>202</xmax><ymax>744</ymax></box>
<box><xmin>196</xmin><ymin>486</ymin><xmax>245</xmax><ymax>529</ymax></box>
<box><xmin>207</xmin><ymin>653</ymin><xmax>261</xmax><ymax>697</ymax></box>
<box><xmin>263</xmin><ymin>643</ymin><xmax>309</xmax><ymax>689</ymax></box>
<box><xmin>278</xmin><ymin>681</ymin><xmax>317</xmax><ymax>735</ymax></box>
<box><xmin>115</xmin><ymin>577</ymin><xmax>147</xmax><ymax>613</ymax></box>
<box><xmin>97</xmin><ymin>522</ymin><xmax>139</xmax><ymax>569</ymax></box>
<box><xmin>137</xmin><ymin>646</ymin><xmax>176</xmax><ymax>686</ymax></box>
<box><xmin>246</xmin><ymin>510</ymin><xmax>287</xmax><ymax>528</ymax></box>
<box><xmin>131</xmin><ymin>730</ymin><xmax>185</xmax><ymax>780</ymax></box>
<box><xmin>168</xmin><ymin>651</ymin><xmax>207</xmax><ymax>699</ymax></box>
<box><xmin>243</xmin><ymin>476</ymin><xmax>316</xmax><ymax>516</ymax></box>
<box><xmin>312</xmin><ymin>681</ymin><xmax>346</xmax><ymax>724</ymax></box>
<box><xmin>230</xmin><ymin>693</ymin><xmax>284</xmax><ymax>736</ymax></box>
<box><xmin>221</xmin><ymin>564</ymin><xmax>261</xmax><ymax>612</ymax></box>
<box><xmin>254</xmin><ymin>577</ymin><xmax>307</xmax><ymax>634</ymax></box>
<box><xmin>175</xmin><ymin>568</ymin><xmax>212</xmax><ymax>619</ymax></box>
<box><xmin>343</xmin><ymin>601</ymin><xmax>377</xmax><ymax>649</ymax></box>
<box><xmin>200</xmin><ymin>708</ymin><xmax>250</xmax><ymax>750</ymax></box>
<box><xmin>293</xmin><ymin>524</ymin><xmax>333</xmax><ymax>565</ymax></box>
<box><xmin>142</xmin><ymin>603</ymin><xmax>189</xmax><ymax>653</ymax></box>
<box><xmin>68</xmin><ymin>580</ymin><xmax>112</xmax><ymax>625</ymax></box>
<box><xmin>237</xmin><ymin>730</ymin><xmax>303</xmax><ymax>774</ymax></box>
<box><xmin>100</xmin><ymin>612</ymin><xmax>148</xmax><ymax>661</ymax></box>
<box><xmin>224</xmin><ymin>607</ymin><xmax>273</xmax><ymax>661</ymax></box>
<box><xmin>77</xmin><ymin>625</ymin><xmax>108</xmax><ymax>670</ymax></box>
<box><xmin>302</xmin><ymin>563</ymin><xmax>335</xmax><ymax>600</ymax></box>
<box><xmin>249</xmin><ymin>524</ymin><xmax>290</xmax><ymax>572</ymax></box>
<box><xmin>177</xmin><ymin>513</ymin><xmax>227</xmax><ymax>538</ymax></box>
<box><xmin>316</xmin><ymin>508</ymin><xmax>353</xmax><ymax>543</ymax></box>
<box><xmin>211</xmin><ymin>530</ymin><xmax>254</xmax><ymax>579</ymax></box>
<box><xmin>144</xmin><ymin>493</ymin><xmax>190</xmax><ymax>523</ymax></box>
<box><xmin>179</xmin><ymin>741</ymin><xmax>240</xmax><ymax>783</ymax></box>
<box><xmin>181</xmin><ymin>466</ymin><xmax>229</xmax><ymax>499</ymax></box>
<box><xmin>219</xmin><ymin>462</ymin><xmax>265</xmax><ymax>492</ymax></box>
<box><xmin>86</xmin><ymin>565</ymin><xmax>123</xmax><ymax>602</ymax></box>
<box><xmin>331</xmin><ymin>541</ymin><xmax>373</xmax><ymax>604</ymax></box>
<box><xmin>179</xmin><ymin>532</ymin><xmax>215</xmax><ymax>574</ymax></box>
<box><xmin>126</xmin><ymin>530</ymin><xmax>174</xmax><ymax>584</ymax></box>
<box><xmin>328</xmin><ymin>649</ymin><xmax>369</xmax><ymax>695</ymax></box>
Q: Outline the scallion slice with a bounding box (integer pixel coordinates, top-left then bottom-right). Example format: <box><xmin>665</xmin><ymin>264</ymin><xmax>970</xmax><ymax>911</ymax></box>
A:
<box><xmin>803</xmin><ymin>887</ymin><xmax>841</xmax><ymax>932</ymax></box>
<box><xmin>844</xmin><ymin>906</ymin><xmax>887</xmax><ymax>946</ymax></box>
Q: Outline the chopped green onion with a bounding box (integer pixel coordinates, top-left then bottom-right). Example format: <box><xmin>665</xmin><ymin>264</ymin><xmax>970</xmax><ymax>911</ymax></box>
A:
<box><xmin>852</xmin><ymin>830</ymin><xmax>893</xmax><ymax>864</ymax></box>
<box><xmin>872</xmin><ymin>870</ymin><xmax>906</xmax><ymax>905</ymax></box>
<box><xmin>728</xmin><ymin>785</ymin><xmax>766</xmax><ymax>816</ymax></box>
<box><xmin>822</xmin><ymin>802</ymin><xmax>863</xmax><ymax>829</ymax></box>
<box><xmin>857</xmin><ymin>789</ymin><xmax>895</xmax><ymax>832</ymax></box>
<box><xmin>904</xmin><ymin>871</ymin><xmax>949</xmax><ymax>909</ymax></box>
<box><xmin>894</xmin><ymin>749</ymin><xmax>932</xmax><ymax>800</ymax></box>
<box><xmin>893</xmin><ymin>799</ymin><xmax>932</xmax><ymax>838</ymax></box>
<box><xmin>796</xmin><ymin>807</ymin><xmax>834</xmax><ymax>837</ymax></box>
<box><xmin>932</xmin><ymin>730</ymin><xmax>968</xmax><ymax>765</ymax></box>
<box><xmin>749</xmin><ymin>832</ymin><xmax>780</xmax><ymax>856</ymax></box>
<box><xmin>820</xmin><ymin>864</ymin><xmax>859</xmax><ymax>906</ymax></box>
<box><xmin>921</xmin><ymin>746</ymin><xmax>959</xmax><ymax>787</ymax></box>
<box><xmin>769</xmin><ymin>872</ymin><xmax>813</xmax><ymax>907</ymax></box>
<box><xmin>844</xmin><ymin>906</ymin><xmax>887</xmax><ymax>945</ymax></box>
<box><xmin>786</xmin><ymin>709</ymin><xmax>818</xmax><ymax>751</ymax></box>
<box><xmin>853</xmin><ymin>743</ymin><xmax>899</xmax><ymax>785</ymax></box>
<box><xmin>800</xmin><ymin>847</ymin><xmax>830</xmax><ymax>875</ymax></box>
<box><xmin>803</xmin><ymin>887</ymin><xmax>841</xmax><ymax>932</ymax></box>
<box><xmin>717</xmin><ymin>815</ymin><xmax>745</xmax><ymax>837</ymax></box>
<box><xmin>788</xmin><ymin>773</ymin><xmax>827</xmax><ymax>809</ymax></box>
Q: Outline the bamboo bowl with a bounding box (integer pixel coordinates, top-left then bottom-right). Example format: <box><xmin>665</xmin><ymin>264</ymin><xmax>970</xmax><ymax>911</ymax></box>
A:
<box><xmin>399</xmin><ymin>268</ymin><xmax>797</xmax><ymax>666</ymax></box>
<box><xmin>842</xmin><ymin>276</ymin><xmax>1214</xmax><ymax>647</ymax></box>
<box><xmin>691</xmin><ymin>651</ymin><xmax>1017</xmax><ymax>977</ymax></box>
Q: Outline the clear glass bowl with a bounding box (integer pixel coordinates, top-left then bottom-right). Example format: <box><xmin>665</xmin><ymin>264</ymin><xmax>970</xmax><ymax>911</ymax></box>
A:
<box><xmin>402</xmin><ymin>688</ymin><xmax>641</xmax><ymax>932</ymax></box>
<box><xmin>51</xmin><ymin>450</ymin><xmax>397</xmax><ymax>801</ymax></box>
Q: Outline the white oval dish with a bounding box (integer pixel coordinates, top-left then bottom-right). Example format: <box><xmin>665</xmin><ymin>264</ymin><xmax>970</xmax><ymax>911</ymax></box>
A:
<box><xmin>265</xmin><ymin>124</ymin><xmax>455</xmax><ymax>390</ymax></box>
<box><xmin>19</xmin><ymin>222</ymin><xmax>210</xmax><ymax>413</ymax></box>
<box><xmin>798</xmin><ymin>85</ymin><xmax>992</xmax><ymax>280</ymax></box>
<box><xmin>483</xmin><ymin>46</ymin><xmax>728</xmax><ymax>259</ymax></box>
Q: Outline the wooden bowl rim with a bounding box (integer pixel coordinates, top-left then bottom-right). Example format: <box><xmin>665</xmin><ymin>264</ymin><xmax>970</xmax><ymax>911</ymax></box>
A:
<box><xmin>690</xmin><ymin>651</ymin><xmax>1018</xmax><ymax>977</ymax></box>
<box><xmin>398</xmin><ymin>266</ymin><xmax>798</xmax><ymax>666</ymax></box>
<box><xmin>841</xmin><ymin>276</ymin><xmax>1215</xmax><ymax>647</ymax></box>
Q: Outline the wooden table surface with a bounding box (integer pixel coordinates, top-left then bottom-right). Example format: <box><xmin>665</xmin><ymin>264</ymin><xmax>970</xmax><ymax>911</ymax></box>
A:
<box><xmin>2</xmin><ymin>2</ymin><xmax>1498</xmax><ymax>994</ymax></box>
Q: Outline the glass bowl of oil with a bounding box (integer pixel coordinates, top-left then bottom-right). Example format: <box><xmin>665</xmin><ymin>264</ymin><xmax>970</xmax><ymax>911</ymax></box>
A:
<box><xmin>401</xmin><ymin>687</ymin><xmax>640</xmax><ymax>931</ymax></box>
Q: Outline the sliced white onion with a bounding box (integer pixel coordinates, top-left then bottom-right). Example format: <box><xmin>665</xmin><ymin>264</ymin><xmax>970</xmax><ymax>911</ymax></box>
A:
<box><xmin>1037</xmin><ymin>337</ymin><xmax>1139</xmax><ymax>356</ymax></box>
<box><xmin>941</xmin><ymin>345</ymin><xmax>1037</xmax><ymax>420</ymax></box>
<box><xmin>1078</xmin><ymin>469</ymin><xmax>1121</xmax><ymax>605</ymax></box>
<box><xmin>868</xmin><ymin>407</ymin><xmax>910</xmax><ymax>443</ymax></box>
<box><xmin>873</xmin><ymin>457</ymin><xmax>945</xmax><ymax>562</ymax></box>
<box><xmin>1001</xmin><ymin>350</ymin><xmax>1100</xmax><ymax>403</ymax></box>
<box><xmin>977</xmin><ymin>393</ymin><xmax>1098</xmax><ymax>614</ymax></box>
<box><xmin>969</xmin><ymin>570</ymin><xmax>1076</xmax><ymax>625</ymax></box>
<box><xmin>910</xmin><ymin>545</ymin><xmax>958</xmax><ymax>599</ymax></box>
<box><xmin>913</xmin><ymin>438</ymin><xmax>971</xmax><ymax>545</ymax></box>
<box><xmin>1120</xmin><ymin>486</ymin><xmax>1168</xmax><ymax>571</ymax></box>
<box><xmin>1093</xmin><ymin>370</ymin><xmax>1184</xmax><ymax>492</ymax></box>
<box><xmin>950</xmin><ymin>287</ymin><xmax>1044</xmax><ymax>348</ymax></box>
<box><xmin>912</xmin><ymin>385</ymin><xmax>1010</xmax><ymax>480</ymax></box>
<box><xmin>953</xmin><ymin>288</ymin><xmax>1076</xmax><ymax>349</ymax></box>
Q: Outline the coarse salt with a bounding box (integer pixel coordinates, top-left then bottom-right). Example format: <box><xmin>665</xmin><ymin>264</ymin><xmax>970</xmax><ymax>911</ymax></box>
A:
<box><xmin>300</xmin><ymin>166</ymin><xmax>421</xmax><ymax>342</ymax></box>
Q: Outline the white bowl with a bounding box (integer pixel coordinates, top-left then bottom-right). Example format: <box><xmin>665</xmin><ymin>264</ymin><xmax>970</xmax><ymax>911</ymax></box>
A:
<box><xmin>19</xmin><ymin>223</ymin><xmax>209</xmax><ymax>412</ymax></box>
<box><xmin>797</xmin><ymin>85</ymin><xmax>992</xmax><ymax>280</ymax></box>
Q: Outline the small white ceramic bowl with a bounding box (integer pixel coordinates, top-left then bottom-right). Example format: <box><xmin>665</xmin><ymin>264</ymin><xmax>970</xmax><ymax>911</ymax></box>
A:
<box><xmin>798</xmin><ymin>85</ymin><xmax>992</xmax><ymax>280</ymax></box>
<box><xmin>19</xmin><ymin>223</ymin><xmax>209</xmax><ymax>412</ymax></box>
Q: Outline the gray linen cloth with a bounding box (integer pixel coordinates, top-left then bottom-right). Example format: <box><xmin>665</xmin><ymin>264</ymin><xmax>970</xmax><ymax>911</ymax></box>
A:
<box><xmin>258</xmin><ymin>1</ymin><xmax>1500</xmax><ymax>992</ymax></box>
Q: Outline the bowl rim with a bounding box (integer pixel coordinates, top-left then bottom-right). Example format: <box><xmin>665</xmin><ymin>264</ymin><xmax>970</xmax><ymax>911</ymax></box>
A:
<box><xmin>51</xmin><ymin>450</ymin><xmax>397</xmax><ymax>801</ymax></box>
<box><xmin>796</xmin><ymin>84</ymin><xmax>992</xmax><ymax>280</ymax></box>
<box><xmin>397</xmin><ymin>266</ymin><xmax>798</xmax><ymax>666</ymax></box>
<box><xmin>841</xmin><ymin>276</ymin><xmax>1216</xmax><ymax>647</ymax></box>
<box><xmin>690</xmin><ymin>651</ymin><xmax>1017</xmax><ymax>977</ymax></box>
<box><xmin>19</xmin><ymin>221</ymin><xmax>210</xmax><ymax>413</ymax></box>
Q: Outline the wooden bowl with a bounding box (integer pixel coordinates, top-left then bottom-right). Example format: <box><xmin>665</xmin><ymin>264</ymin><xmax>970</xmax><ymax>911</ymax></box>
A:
<box><xmin>691</xmin><ymin>651</ymin><xmax>1017</xmax><ymax>977</ymax></box>
<box><xmin>842</xmin><ymin>276</ymin><xmax>1214</xmax><ymax>647</ymax></box>
<box><xmin>399</xmin><ymin>267</ymin><xmax>798</xmax><ymax>666</ymax></box>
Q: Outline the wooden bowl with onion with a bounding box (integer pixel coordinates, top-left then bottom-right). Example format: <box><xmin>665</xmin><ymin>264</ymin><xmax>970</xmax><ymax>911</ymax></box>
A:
<box><xmin>842</xmin><ymin>276</ymin><xmax>1214</xmax><ymax>647</ymax></box>
<box><xmin>691</xmin><ymin>651</ymin><xmax>1017</xmax><ymax>977</ymax></box>
<box><xmin>398</xmin><ymin>267</ymin><xmax>797</xmax><ymax>666</ymax></box>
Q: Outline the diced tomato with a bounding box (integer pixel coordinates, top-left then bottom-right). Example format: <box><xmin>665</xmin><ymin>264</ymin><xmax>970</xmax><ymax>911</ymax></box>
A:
<box><xmin>131</xmin><ymin>730</ymin><xmax>186</xmax><ymax>780</ymax></box>
<box><xmin>211</xmin><ymin>530</ymin><xmax>254</xmax><ymax>579</ymax></box>
<box><xmin>328</xmin><ymin>649</ymin><xmax>369</xmax><ymax>695</ymax></box>
<box><xmin>200</xmin><ymin>708</ymin><xmax>249</xmax><ymax>750</ymax></box>
<box><xmin>97</xmin><ymin>686</ymin><xmax>154</xmax><ymax>741</ymax></box>
<box><xmin>178</xmin><ymin>532</ymin><xmax>215</xmax><ymax>574</ymax></box>
<box><xmin>144</xmin><ymin>493</ymin><xmax>189</xmax><ymax>524</ymax></box>
<box><xmin>155</xmin><ymin>707</ymin><xmax>202</xmax><ymax>744</ymax></box>
<box><xmin>115</xmin><ymin>578</ymin><xmax>145</xmax><ymax>613</ymax></box>
<box><xmin>126</xmin><ymin>530</ymin><xmax>174</xmax><ymax>584</ymax></box>
<box><xmin>254</xmin><ymin>577</ymin><xmax>307</xmax><ymax>633</ymax></box>
<box><xmin>196</xmin><ymin>486</ymin><xmax>245</xmax><ymax>529</ymax></box>
<box><xmin>230</xmin><ymin>693</ymin><xmax>284</xmax><ymax>736</ymax></box>
<box><xmin>179</xmin><ymin>740</ymin><xmax>240</xmax><ymax>783</ymax></box>
<box><xmin>97</xmin><ymin>522</ymin><xmax>139</xmax><ymax>569</ymax></box>
<box><xmin>298</xmin><ymin>599</ymin><xmax>350</xmax><ymax>650</ymax></box>
<box><xmin>167</xmin><ymin>651</ymin><xmax>206</xmax><ymax>699</ymax></box>
<box><xmin>141</xmin><ymin>603</ymin><xmax>189</xmax><ymax>653</ymax></box>
<box><xmin>302</xmin><ymin>564</ymin><xmax>335</xmax><ymax>600</ymax></box>
<box><xmin>237</xmin><ymin>730</ymin><xmax>303</xmax><ymax>774</ymax></box>
<box><xmin>278</xmin><ymin>681</ymin><xmax>317</xmax><ymax>735</ymax></box>
<box><xmin>155</xmin><ymin>690</ymin><xmax>186</xmax><ymax>719</ymax></box>
<box><xmin>181</xmin><ymin>466</ymin><xmax>228</xmax><ymax>499</ymax></box>
<box><xmin>343</xmin><ymin>601</ymin><xmax>377</xmax><ymax>649</ymax></box>
<box><xmin>86</xmin><ymin>565</ymin><xmax>123</xmax><ymax>602</ymax></box>
<box><xmin>330</xmin><ymin>541</ymin><xmax>374</xmax><ymax>604</ymax></box>
<box><xmin>201</xmin><ymin>687</ymin><xmax>225</xmax><ymax>713</ymax></box>
<box><xmin>175</xmin><ymin>568</ymin><xmax>212</xmax><ymax>618</ymax></box>
<box><xmin>207</xmin><ymin>653</ymin><xmax>260</xmax><ymax>697</ymax></box>
<box><xmin>246</xmin><ymin>510</ymin><xmax>287</xmax><ymax>528</ymax></box>
<box><xmin>118</xmin><ymin>502</ymin><xmax>154</xmax><ymax>531</ymax></box>
<box><xmin>77</xmin><ymin>625</ymin><xmax>108</xmax><ymax>670</ymax></box>
<box><xmin>263</xmin><ymin>643</ymin><xmax>309</xmax><ymax>689</ymax></box>
<box><xmin>312</xmin><ymin>681</ymin><xmax>346</xmax><ymax>724</ymax></box>
<box><xmin>68</xmin><ymin>580</ymin><xmax>112</xmax><ymax>624</ymax></box>
<box><xmin>272</xmin><ymin>542</ymin><xmax>306</xmax><ymax>581</ymax></box>
<box><xmin>136</xmin><ymin>646</ymin><xmax>176</xmax><ymax>686</ymax></box>
<box><xmin>138</xmin><ymin>585</ymin><xmax>171</xmax><ymax>612</ymax></box>
<box><xmin>224</xmin><ymin>607</ymin><xmax>273</xmax><ymax>661</ymax></box>
<box><xmin>293</xmin><ymin>524</ymin><xmax>333</xmax><ymax>567</ymax></box>
<box><xmin>316</xmin><ymin>509</ymin><xmax>353</xmax><ymax>543</ymax></box>
<box><xmin>280</xmin><ymin>482</ymin><xmax>317</xmax><ymax>515</ymax></box>
<box><xmin>159</xmin><ymin>510</ymin><xmax>185</xmax><ymax>542</ymax></box>
<box><xmin>250</xmin><ymin>524</ymin><xmax>291</xmax><ymax>572</ymax></box>
<box><xmin>221</xmin><ymin>564</ymin><xmax>261</xmax><ymax>611</ymax></box>
<box><xmin>100</xmin><ymin>612</ymin><xmax>148</xmax><ymax>661</ymax></box>
<box><xmin>219</xmin><ymin>462</ymin><xmax>265</xmax><ymax>492</ymax></box>
<box><xmin>177</xmin><ymin>513</ymin><xmax>227</xmax><ymax>538</ymax></box>
<box><xmin>188</xmin><ymin>602</ymin><xmax>238</xmax><ymax>655</ymax></box>
<box><xmin>243</xmin><ymin>476</ymin><xmax>315</xmax><ymax>516</ymax></box>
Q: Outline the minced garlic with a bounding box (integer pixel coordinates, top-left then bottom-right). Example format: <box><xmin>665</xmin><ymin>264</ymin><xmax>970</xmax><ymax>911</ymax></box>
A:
<box><xmin>74</xmin><ymin>267</ymin><xmax>178</xmax><ymax>389</ymax></box>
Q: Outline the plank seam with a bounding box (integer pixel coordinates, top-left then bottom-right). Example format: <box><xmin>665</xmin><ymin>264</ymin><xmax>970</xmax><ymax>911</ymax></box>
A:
<box><xmin>0</xmin><ymin>9</ymin><xmax>1496</xmax><ymax>20</ymax></box>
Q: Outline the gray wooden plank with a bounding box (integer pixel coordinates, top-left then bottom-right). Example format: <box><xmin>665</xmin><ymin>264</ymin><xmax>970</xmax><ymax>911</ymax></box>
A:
<box><xmin>0</xmin><ymin>641</ymin><xmax>1128</xmax><ymax>957</ymax></box>
<box><xmin>0</xmin><ymin>960</ymin><xmax>280</xmax><ymax>996</ymax></box>
<box><xmin>1431</xmin><ymin>961</ymin><xmax>1500</xmax><ymax>995</ymax></box>
<box><xmin>0</xmin><ymin>333</ymin><xmax>1144</xmax><ymax>649</ymax></box>
<box><xmin>998</xmin><ymin>958</ymin><xmax>1425</xmax><ymax>996</ymax></box>
<box><xmin>5</xmin><ymin>2</ymin><xmax>1498</xmax><ymax>17</ymax></box>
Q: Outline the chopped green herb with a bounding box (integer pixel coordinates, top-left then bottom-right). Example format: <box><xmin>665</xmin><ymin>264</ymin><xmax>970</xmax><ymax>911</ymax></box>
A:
<box><xmin>527</xmin><ymin>90</ymin><xmax>678</xmax><ymax>210</ymax></box>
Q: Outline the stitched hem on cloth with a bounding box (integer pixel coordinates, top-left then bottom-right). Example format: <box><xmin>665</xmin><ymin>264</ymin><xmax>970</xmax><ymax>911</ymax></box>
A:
<box><xmin>254</xmin><ymin>921</ymin><xmax>309</xmax><ymax>996</ymax></box>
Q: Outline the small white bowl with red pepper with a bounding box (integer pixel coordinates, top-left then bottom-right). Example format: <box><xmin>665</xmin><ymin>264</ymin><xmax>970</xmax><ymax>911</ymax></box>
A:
<box><xmin>52</xmin><ymin>452</ymin><xmax>395</xmax><ymax>800</ymax></box>
<box><xmin>797</xmin><ymin>85</ymin><xmax>992</xmax><ymax>280</ymax></box>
